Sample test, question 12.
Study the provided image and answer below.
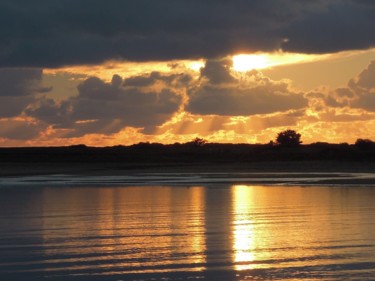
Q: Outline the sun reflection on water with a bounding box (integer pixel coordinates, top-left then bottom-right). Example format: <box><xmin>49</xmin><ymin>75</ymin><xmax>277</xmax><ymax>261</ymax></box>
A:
<box><xmin>2</xmin><ymin>184</ymin><xmax>375</xmax><ymax>280</ymax></box>
<box><xmin>232</xmin><ymin>185</ymin><xmax>256</xmax><ymax>270</ymax></box>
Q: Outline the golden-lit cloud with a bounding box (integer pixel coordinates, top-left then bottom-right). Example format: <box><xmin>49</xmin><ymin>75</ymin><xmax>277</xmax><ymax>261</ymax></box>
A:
<box><xmin>263</xmin><ymin>48</ymin><xmax>375</xmax><ymax>91</ymax></box>
<box><xmin>2</xmin><ymin>50</ymin><xmax>375</xmax><ymax>146</ymax></box>
<box><xmin>2</xmin><ymin>1</ymin><xmax>375</xmax><ymax>147</ymax></box>
<box><xmin>232</xmin><ymin>52</ymin><xmax>329</xmax><ymax>72</ymax></box>
<box><xmin>43</xmin><ymin>60</ymin><xmax>204</xmax><ymax>83</ymax></box>
<box><xmin>232</xmin><ymin>48</ymin><xmax>375</xmax><ymax>73</ymax></box>
<box><xmin>187</xmin><ymin>59</ymin><xmax>307</xmax><ymax>116</ymax></box>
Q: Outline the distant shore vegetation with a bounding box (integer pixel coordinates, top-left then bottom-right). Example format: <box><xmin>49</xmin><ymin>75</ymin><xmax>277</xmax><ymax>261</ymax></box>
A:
<box><xmin>1</xmin><ymin>130</ymin><xmax>375</xmax><ymax>164</ymax></box>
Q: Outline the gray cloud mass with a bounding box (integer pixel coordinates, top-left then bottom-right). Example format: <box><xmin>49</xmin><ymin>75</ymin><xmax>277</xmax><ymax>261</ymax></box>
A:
<box><xmin>0</xmin><ymin>68</ymin><xmax>47</xmax><ymax>117</ymax></box>
<box><xmin>27</xmin><ymin>74</ymin><xmax>183</xmax><ymax>137</ymax></box>
<box><xmin>1</xmin><ymin>0</ymin><xmax>375</xmax><ymax>67</ymax></box>
<box><xmin>349</xmin><ymin>60</ymin><xmax>375</xmax><ymax>111</ymax></box>
<box><xmin>186</xmin><ymin>60</ymin><xmax>308</xmax><ymax>115</ymax></box>
<box><xmin>0</xmin><ymin>119</ymin><xmax>42</xmax><ymax>140</ymax></box>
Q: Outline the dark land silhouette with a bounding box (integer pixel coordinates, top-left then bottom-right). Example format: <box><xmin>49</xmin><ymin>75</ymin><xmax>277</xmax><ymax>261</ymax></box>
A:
<box><xmin>1</xmin><ymin>137</ymin><xmax>375</xmax><ymax>176</ymax></box>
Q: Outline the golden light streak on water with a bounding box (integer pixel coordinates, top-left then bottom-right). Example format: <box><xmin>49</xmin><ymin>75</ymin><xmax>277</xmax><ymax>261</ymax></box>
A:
<box><xmin>232</xmin><ymin>185</ymin><xmax>256</xmax><ymax>270</ymax></box>
<box><xmin>1</xmin><ymin>184</ymin><xmax>375</xmax><ymax>280</ymax></box>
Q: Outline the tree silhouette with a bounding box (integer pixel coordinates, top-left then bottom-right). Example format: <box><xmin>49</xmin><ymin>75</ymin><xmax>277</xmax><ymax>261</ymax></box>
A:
<box><xmin>276</xmin><ymin>130</ymin><xmax>302</xmax><ymax>147</ymax></box>
<box><xmin>186</xmin><ymin>137</ymin><xmax>207</xmax><ymax>147</ymax></box>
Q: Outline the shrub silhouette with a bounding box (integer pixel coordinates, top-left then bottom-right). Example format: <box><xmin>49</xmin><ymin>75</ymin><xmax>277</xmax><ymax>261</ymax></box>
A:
<box><xmin>276</xmin><ymin>130</ymin><xmax>302</xmax><ymax>147</ymax></box>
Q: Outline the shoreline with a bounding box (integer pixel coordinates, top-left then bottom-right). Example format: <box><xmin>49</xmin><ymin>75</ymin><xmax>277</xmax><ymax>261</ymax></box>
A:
<box><xmin>2</xmin><ymin>161</ymin><xmax>375</xmax><ymax>186</ymax></box>
<box><xmin>2</xmin><ymin>173</ymin><xmax>375</xmax><ymax>187</ymax></box>
<box><xmin>2</xmin><ymin>160</ymin><xmax>375</xmax><ymax>175</ymax></box>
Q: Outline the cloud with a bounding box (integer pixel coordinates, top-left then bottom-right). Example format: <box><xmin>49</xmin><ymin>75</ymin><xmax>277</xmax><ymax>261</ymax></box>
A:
<box><xmin>248</xmin><ymin>110</ymin><xmax>305</xmax><ymax>131</ymax></box>
<box><xmin>4</xmin><ymin>57</ymin><xmax>375</xmax><ymax>144</ymax></box>
<box><xmin>283</xmin><ymin>0</ymin><xmax>375</xmax><ymax>53</ymax></box>
<box><xmin>0</xmin><ymin>68</ymin><xmax>47</xmax><ymax>117</ymax></box>
<box><xmin>348</xmin><ymin>60</ymin><xmax>375</xmax><ymax>91</ymax></box>
<box><xmin>0</xmin><ymin>96</ymin><xmax>35</xmax><ymax>118</ymax></box>
<box><xmin>347</xmin><ymin>60</ymin><xmax>375</xmax><ymax>111</ymax></box>
<box><xmin>1</xmin><ymin>1</ymin><xmax>374</xmax><ymax>67</ymax></box>
<box><xmin>0</xmin><ymin>68</ymin><xmax>46</xmax><ymax>96</ymax></box>
<box><xmin>27</xmin><ymin>74</ymin><xmax>183</xmax><ymax>137</ymax></box>
<box><xmin>199</xmin><ymin>60</ymin><xmax>236</xmax><ymax>84</ymax></box>
<box><xmin>294</xmin><ymin>60</ymin><xmax>375</xmax><ymax>129</ymax></box>
<box><xmin>186</xmin><ymin>60</ymin><xmax>308</xmax><ymax>116</ymax></box>
<box><xmin>0</xmin><ymin>119</ymin><xmax>42</xmax><ymax>140</ymax></box>
<box><xmin>123</xmin><ymin>71</ymin><xmax>192</xmax><ymax>88</ymax></box>
<box><xmin>27</xmin><ymin>60</ymin><xmax>309</xmax><ymax>139</ymax></box>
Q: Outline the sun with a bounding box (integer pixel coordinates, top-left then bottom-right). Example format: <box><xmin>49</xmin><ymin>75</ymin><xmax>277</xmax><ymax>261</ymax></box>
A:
<box><xmin>232</xmin><ymin>54</ymin><xmax>270</xmax><ymax>71</ymax></box>
<box><xmin>232</xmin><ymin>52</ymin><xmax>329</xmax><ymax>72</ymax></box>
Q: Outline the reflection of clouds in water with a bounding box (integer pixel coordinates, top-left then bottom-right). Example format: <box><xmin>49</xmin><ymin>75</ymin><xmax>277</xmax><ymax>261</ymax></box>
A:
<box><xmin>1</xmin><ymin>185</ymin><xmax>375</xmax><ymax>280</ymax></box>
<box><xmin>40</xmin><ymin>186</ymin><xmax>207</xmax><ymax>274</ymax></box>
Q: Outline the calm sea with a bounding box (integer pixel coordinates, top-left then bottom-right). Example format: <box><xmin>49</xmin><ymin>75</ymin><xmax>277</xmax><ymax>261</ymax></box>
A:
<box><xmin>0</xmin><ymin>184</ymin><xmax>374</xmax><ymax>281</ymax></box>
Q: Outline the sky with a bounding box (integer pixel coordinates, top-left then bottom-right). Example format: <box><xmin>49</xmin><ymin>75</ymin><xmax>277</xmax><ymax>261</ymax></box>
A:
<box><xmin>1</xmin><ymin>0</ymin><xmax>375</xmax><ymax>146</ymax></box>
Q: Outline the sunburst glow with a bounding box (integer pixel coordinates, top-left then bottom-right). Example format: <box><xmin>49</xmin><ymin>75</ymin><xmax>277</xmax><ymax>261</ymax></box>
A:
<box><xmin>232</xmin><ymin>52</ymin><xmax>329</xmax><ymax>72</ymax></box>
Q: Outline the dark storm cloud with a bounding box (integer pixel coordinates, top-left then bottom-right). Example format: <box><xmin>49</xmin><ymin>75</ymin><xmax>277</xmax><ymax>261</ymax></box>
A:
<box><xmin>284</xmin><ymin>0</ymin><xmax>375</xmax><ymax>53</ymax></box>
<box><xmin>1</xmin><ymin>0</ymin><xmax>374</xmax><ymax>67</ymax></box>
<box><xmin>27</xmin><ymin>74</ymin><xmax>182</xmax><ymax>137</ymax></box>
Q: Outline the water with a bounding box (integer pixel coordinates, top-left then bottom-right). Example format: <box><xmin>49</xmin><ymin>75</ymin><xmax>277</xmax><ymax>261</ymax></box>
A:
<box><xmin>0</xmin><ymin>184</ymin><xmax>374</xmax><ymax>281</ymax></box>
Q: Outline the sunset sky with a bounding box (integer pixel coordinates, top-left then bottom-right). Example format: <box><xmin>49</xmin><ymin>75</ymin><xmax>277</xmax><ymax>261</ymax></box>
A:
<box><xmin>1</xmin><ymin>0</ymin><xmax>375</xmax><ymax>146</ymax></box>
